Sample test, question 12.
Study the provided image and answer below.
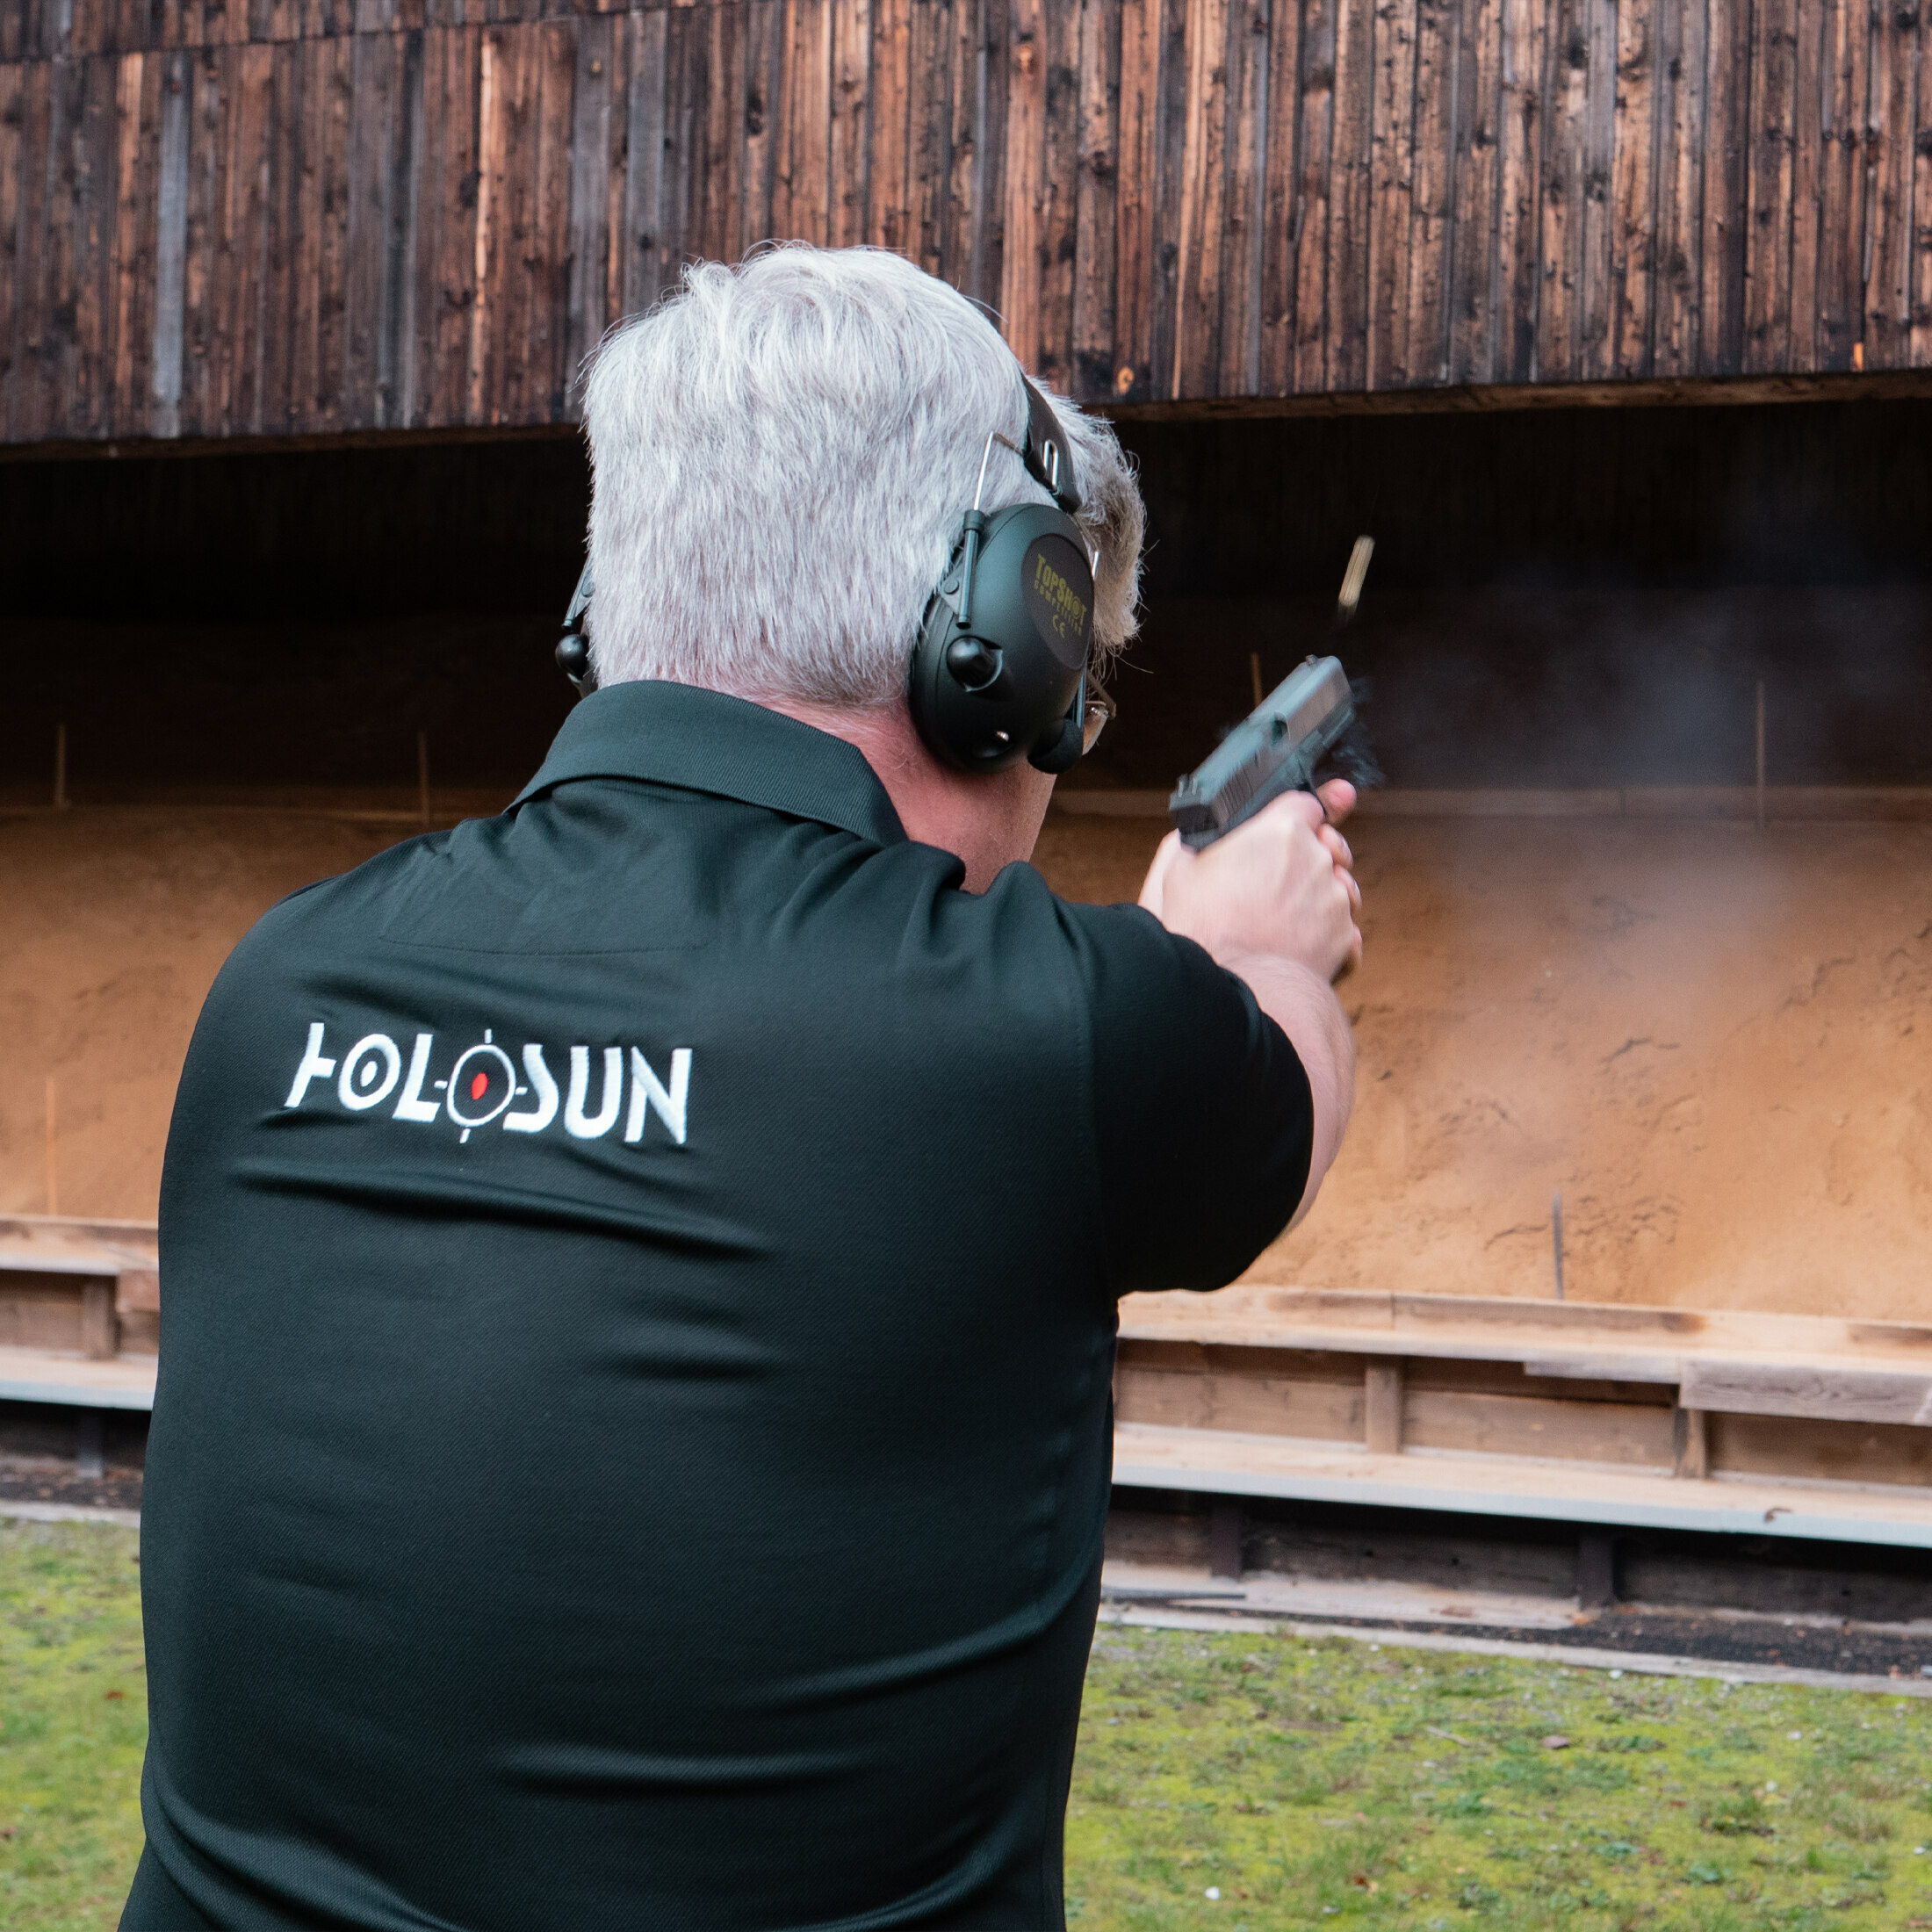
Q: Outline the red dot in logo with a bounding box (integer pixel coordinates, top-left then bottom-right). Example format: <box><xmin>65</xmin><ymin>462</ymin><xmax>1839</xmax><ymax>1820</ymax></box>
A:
<box><xmin>470</xmin><ymin>1071</ymin><xmax>490</xmax><ymax>1101</ymax></box>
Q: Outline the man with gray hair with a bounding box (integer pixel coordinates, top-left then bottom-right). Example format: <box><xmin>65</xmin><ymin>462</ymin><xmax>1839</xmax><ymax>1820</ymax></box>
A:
<box><xmin>126</xmin><ymin>245</ymin><xmax>1359</xmax><ymax>1931</ymax></box>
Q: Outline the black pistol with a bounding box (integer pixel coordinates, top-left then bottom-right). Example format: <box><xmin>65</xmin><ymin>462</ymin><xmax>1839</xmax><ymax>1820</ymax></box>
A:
<box><xmin>1167</xmin><ymin>537</ymin><xmax>1375</xmax><ymax>850</ymax></box>
<box><xmin>1166</xmin><ymin>655</ymin><xmax>1357</xmax><ymax>850</ymax></box>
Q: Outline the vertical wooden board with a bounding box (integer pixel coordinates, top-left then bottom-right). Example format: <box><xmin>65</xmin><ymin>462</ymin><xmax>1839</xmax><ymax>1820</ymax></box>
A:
<box><xmin>1698</xmin><ymin>0</ymin><xmax>1749</xmax><ymax>371</ymax></box>
<box><xmin>1253</xmin><ymin>0</ymin><xmax>1301</xmax><ymax>393</ymax></box>
<box><xmin>1742</xmin><ymin>0</ymin><xmax>1797</xmax><ymax>371</ymax></box>
<box><xmin>485</xmin><ymin>22</ymin><xmax>539</xmax><ymax>424</ymax></box>
<box><xmin>1607</xmin><ymin>0</ymin><xmax>1657</xmax><ymax>378</ymax></box>
<box><xmin>32</xmin><ymin>52</ymin><xmax>80</xmax><ymax>443</ymax></box>
<box><xmin>1494</xmin><ymin>0</ymin><xmax>1547</xmax><ymax>380</ymax></box>
<box><xmin>13</xmin><ymin>59</ymin><xmax>59</xmax><ymax>426</ymax></box>
<box><xmin>342</xmin><ymin>27</ymin><xmax>392</xmax><ymax>428</ymax></box>
<box><xmin>257</xmin><ymin>37</ymin><xmax>300</xmax><ymax>432</ymax></box>
<box><xmin>71</xmin><ymin>54</ymin><xmax>125</xmax><ymax>436</ymax></box>
<box><xmin>107</xmin><ymin>51</ymin><xmax>153</xmax><ymax>432</ymax></box>
<box><xmin>1575</xmin><ymin>0</ymin><xmax>1615</xmax><ymax>376</ymax></box>
<box><xmin>566</xmin><ymin>11</ymin><xmax>612</xmax><ymax>388</ymax></box>
<box><xmin>621</xmin><ymin>6</ymin><xmax>669</xmax><ymax>311</ymax></box>
<box><xmin>1535</xmin><ymin>0</ymin><xmax>1585</xmax><ymax>380</ymax></box>
<box><xmin>1445</xmin><ymin>0</ymin><xmax>1500</xmax><ymax>382</ymax></box>
<box><xmin>0</xmin><ymin>64</ymin><xmax>25</xmax><ymax>439</ymax></box>
<box><xmin>1365</xmin><ymin>0</ymin><xmax>1417</xmax><ymax>388</ymax></box>
<box><xmin>1071</xmin><ymin>0</ymin><xmax>1121</xmax><ymax>400</ymax></box>
<box><xmin>530</xmin><ymin>19</ymin><xmax>575</xmax><ymax>418</ymax></box>
<box><xmin>467</xmin><ymin>25</ymin><xmax>507</xmax><ymax>422</ymax></box>
<box><xmin>1810</xmin><ymin>0</ymin><xmax>1864</xmax><ymax>368</ymax></box>
<box><xmin>177</xmin><ymin>45</ymin><xmax>224</xmax><ymax>435</ymax></box>
<box><xmin>321</xmin><ymin>31</ymin><xmax>364</xmax><ymax>429</ymax></box>
<box><xmin>904</xmin><ymin>0</ymin><xmax>953</xmax><ymax>272</ymax></box>
<box><xmin>657</xmin><ymin>7</ymin><xmax>703</xmax><ymax>288</ymax></box>
<box><xmin>229</xmin><ymin>41</ymin><xmax>278</xmax><ymax>433</ymax></box>
<box><xmin>1033</xmin><ymin>0</ymin><xmax>1080</xmax><ymax>386</ymax></box>
<box><xmin>828</xmin><ymin>0</ymin><xmax>870</xmax><ymax>246</ymax></box>
<box><xmin>1214</xmin><ymin>0</ymin><xmax>1270</xmax><ymax>398</ymax></box>
<box><xmin>1651</xmin><ymin>0</ymin><xmax>1705</xmax><ymax>375</ymax></box>
<box><xmin>867</xmin><ymin>0</ymin><xmax>912</xmax><ymax>249</ymax></box>
<box><xmin>1403</xmin><ymin>0</ymin><xmax>1457</xmax><ymax>386</ymax></box>
<box><xmin>775</xmin><ymin>0</ymin><xmax>831</xmax><ymax>243</ymax></box>
<box><xmin>1324</xmin><ymin>0</ymin><xmax>1373</xmax><ymax>390</ymax></box>
<box><xmin>970</xmin><ymin>0</ymin><xmax>1013</xmax><ymax>310</ymax></box>
<box><xmin>713</xmin><ymin>1</ymin><xmax>751</xmax><ymax>263</ymax></box>
<box><xmin>1110</xmin><ymin>0</ymin><xmax>1160</xmax><ymax>395</ymax></box>
<box><xmin>1913</xmin><ymin>0</ymin><xmax>1932</xmax><ymax>364</ymax></box>
<box><xmin>412</xmin><ymin>23</ymin><xmax>476</xmax><ymax>424</ymax></box>
<box><xmin>385</xmin><ymin>28</ymin><xmax>427</xmax><ymax>424</ymax></box>
<box><xmin>149</xmin><ymin>50</ymin><xmax>190</xmax><ymax>435</ymax></box>
<box><xmin>1287</xmin><ymin>0</ymin><xmax>1336</xmax><ymax>393</ymax></box>
<box><xmin>1864</xmin><ymin>0</ymin><xmax>1919</xmax><ymax>369</ymax></box>
<box><xmin>999</xmin><ymin>0</ymin><xmax>1046</xmax><ymax>365</ymax></box>
<box><xmin>741</xmin><ymin>0</ymin><xmax>785</xmax><ymax>255</ymax></box>
<box><xmin>287</xmin><ymin>36</ymin><xmax>324</xmax><ymax>428</ymax></box>
<box><xmin>1785</xmin><ymin>0</ymin><xmax>1824</xmax><ymax>368</ymax></box>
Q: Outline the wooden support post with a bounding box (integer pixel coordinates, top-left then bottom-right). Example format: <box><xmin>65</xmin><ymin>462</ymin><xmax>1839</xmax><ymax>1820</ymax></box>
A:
<box><xmin>76</xmin><ymin>1410</ymin><xmax>105</xmax><ymax>1481</ymax></box>
<box><xmin>1577</xmin><ymin>1532</ymin><xmax>1617</xmax><ymax>1612</ymax></box>
<box><xmin>1208</xmin><ymin>1499</ymin><xmax>1244</xmax><ymax>1579</ymax></box>
<box><xmin>1672</xmin><ymin>1403</ymin><xmax>1709</xmax><ymax>1479</ymax></box>
<box><xmin>1364</xmin><ymin>1358</ymin><xmax>1404</xmax><ymax>1455</ymax></box>
<box><xmin>80</xmin><ymin>1280</ymin><xmax>120</xmax><ymax>1361</ymax></box>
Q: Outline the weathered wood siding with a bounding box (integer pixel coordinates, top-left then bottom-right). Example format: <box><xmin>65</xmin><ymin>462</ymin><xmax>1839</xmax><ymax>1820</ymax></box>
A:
<box><xmin>3</xmin><ymin>0</ymin><xmax>1929</xmax><ymax>443</ymax></box>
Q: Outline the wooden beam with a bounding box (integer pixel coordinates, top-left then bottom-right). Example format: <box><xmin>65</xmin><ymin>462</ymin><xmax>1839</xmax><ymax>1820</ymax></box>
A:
<box><xmin>1364</xmin><ymin>1356</ymin><xmax>1403</xmax><ymax>1453</ymax></box>
<box><xmin>1672</xmin><ymin>1402</ymin><xmax>1708</xmax><ymax>1479</ymax></box>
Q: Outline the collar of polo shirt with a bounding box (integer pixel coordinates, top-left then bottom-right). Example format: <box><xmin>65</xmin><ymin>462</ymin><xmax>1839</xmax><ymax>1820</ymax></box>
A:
<box><xmin>513</xmin><ymin>679</ymin><xmax>910</xmax><ymax>849</ymax></box>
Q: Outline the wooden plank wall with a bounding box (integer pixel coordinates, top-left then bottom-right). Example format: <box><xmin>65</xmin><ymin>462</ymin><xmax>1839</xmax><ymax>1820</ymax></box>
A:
<box><xmin>2</xmin><ymin>0</ymin><xmax>1929</xmax><ymax>444</ymax></box>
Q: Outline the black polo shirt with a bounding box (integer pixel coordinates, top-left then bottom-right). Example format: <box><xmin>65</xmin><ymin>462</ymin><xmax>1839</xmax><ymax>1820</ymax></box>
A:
<box><xmin>127</xmin><ymin>681</ymin><xmax>1313</xmax><ymax>1932</ymax></box>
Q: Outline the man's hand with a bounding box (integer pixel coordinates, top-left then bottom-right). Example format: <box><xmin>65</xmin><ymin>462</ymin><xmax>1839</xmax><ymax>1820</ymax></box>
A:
<box><xmin>1138</xmin><ymin>779</ymin><xmax>1361</xmax><ymax>982</ymax></box>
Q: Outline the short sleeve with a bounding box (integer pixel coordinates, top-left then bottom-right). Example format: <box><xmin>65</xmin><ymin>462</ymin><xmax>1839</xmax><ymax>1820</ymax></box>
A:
<box><xmin>1062</xmin><ymin>902</ymin><xmax>1315</xmax><ymax>1299</ymax></box>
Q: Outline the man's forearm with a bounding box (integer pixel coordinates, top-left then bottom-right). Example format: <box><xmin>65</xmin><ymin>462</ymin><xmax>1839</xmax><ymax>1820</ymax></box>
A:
<box><xmin>1214</xmin><ymin>950</ymin><xmax>1355</xmax><ymax>1226</ymax></box>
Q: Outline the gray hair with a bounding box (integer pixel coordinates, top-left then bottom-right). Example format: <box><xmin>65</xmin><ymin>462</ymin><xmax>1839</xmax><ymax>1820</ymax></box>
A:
<box><xmin>580</xmin><ymin>246</ymin><xmax>1144</xmax><ymax>710</ymax></box>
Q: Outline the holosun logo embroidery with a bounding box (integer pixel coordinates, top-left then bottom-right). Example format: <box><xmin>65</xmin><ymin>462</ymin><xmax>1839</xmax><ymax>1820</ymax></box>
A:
<box><xmin>283</xmin><ymin>1024</ymin><xmax>692</xmax><ymax>1147</ymax></box>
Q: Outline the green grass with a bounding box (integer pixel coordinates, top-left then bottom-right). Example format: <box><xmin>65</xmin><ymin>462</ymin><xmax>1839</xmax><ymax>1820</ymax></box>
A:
<box><xmin>6</xmin><ymin>1522</ymin><xmax>1932</xmax><ymax>1932</ymax></box>
<box><xmin>0</xmin><ymin>1520</ymin><xmax>148</xmax><ymax>1929</ymax></box>
<box><xmin>1067</xmin><ymin>1624</ymin><xmax>1932</xmax><ymax>1930</ymax></box>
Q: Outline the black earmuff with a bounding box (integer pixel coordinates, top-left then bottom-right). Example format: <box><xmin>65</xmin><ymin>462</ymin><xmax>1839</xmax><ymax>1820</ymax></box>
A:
<box><xmin>906</xmin><ymin>375</ymin><xmax>1098</xmax><ymax>775</ymax></box>
<box><xmin>557</xmin><ymin>563</ymin><xmax>597</xmax><ymax>697</ymax></box>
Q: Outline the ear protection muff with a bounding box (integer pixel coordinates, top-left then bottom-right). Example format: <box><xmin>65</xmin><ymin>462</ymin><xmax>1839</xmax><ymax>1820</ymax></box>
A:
<box><xmin>906</xmin><ymin>375</ymin><xmax>1099</xmax><ymax>776</ymax></box>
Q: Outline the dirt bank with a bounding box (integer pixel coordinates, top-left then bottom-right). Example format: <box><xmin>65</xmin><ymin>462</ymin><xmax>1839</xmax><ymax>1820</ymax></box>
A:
<box><xmin>4</xmin><ymin>802</ymin><xmax>1927</xmax><ymax>1321</ymax></box>
<box><xmin>1034</xmin><ymin>810</ymin><xmax>1932</xmax><ymax>1319</ymax></box>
